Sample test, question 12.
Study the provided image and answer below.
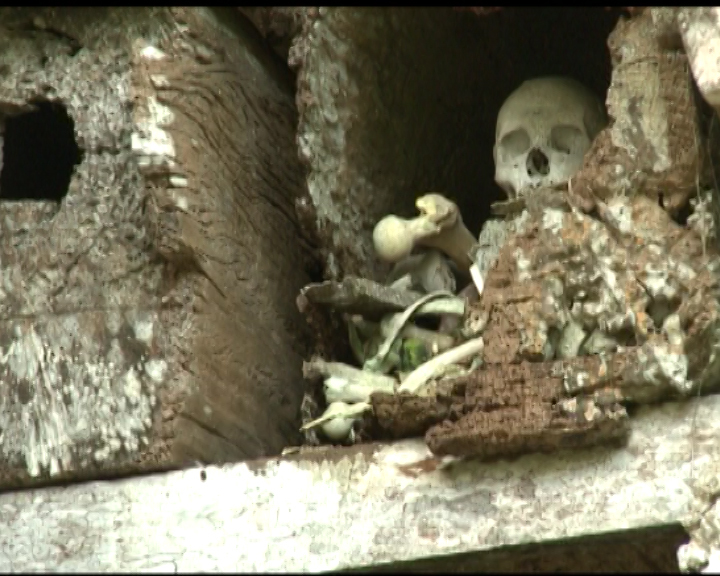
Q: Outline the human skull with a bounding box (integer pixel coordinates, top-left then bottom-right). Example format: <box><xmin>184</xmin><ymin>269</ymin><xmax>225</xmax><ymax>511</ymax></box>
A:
<box><xmin>493</xmin><ymin>76</ymin><xmax>608</xmax><ymax>198</ymax></box>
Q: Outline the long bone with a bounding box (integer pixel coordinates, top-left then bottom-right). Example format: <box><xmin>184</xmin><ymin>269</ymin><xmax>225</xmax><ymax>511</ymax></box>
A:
<box><xmin>373</xmin><ymin>193</ymin><xmax>478</xmax><ymax>274</ymax></box>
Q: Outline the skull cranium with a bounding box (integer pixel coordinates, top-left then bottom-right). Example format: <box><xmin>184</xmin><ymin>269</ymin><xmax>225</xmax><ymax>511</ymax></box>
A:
<box><xmin>493</xmin><ymin>76</ymin><xmax>608</xmax><ymax>198</ymax></box>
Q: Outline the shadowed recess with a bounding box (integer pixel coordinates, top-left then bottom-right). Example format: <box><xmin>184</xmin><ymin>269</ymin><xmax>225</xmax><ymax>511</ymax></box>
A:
<box><xmin>351</xmin><ymin>7</ymin><xmax>624</xmax><ymax>235</ymax></box>
<box><xmin>0</xmin><ymin>100</ymin><xmax>83</xmax><ymax>202</ymax></box>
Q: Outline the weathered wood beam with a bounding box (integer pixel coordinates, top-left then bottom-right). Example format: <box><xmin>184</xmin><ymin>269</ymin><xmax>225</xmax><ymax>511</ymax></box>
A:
<box><xmin>1</xmin><ymin>395</ymin><xmax>716</xmax><ymax>572</ymax></box>
<box><xmin>0</xmin><ymin>6</ymin><xmax>314</xmax><ymax>490</ymax></box>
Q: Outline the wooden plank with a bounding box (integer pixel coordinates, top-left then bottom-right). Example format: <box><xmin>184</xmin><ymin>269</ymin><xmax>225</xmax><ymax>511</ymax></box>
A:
<box><xmin>0</xmin><ymin>395</ymin><xmax>717</xmax><ymax>572</ymax></box>
<box><xmin>0</xmin><ymin>7</ymin><xmax>314</xmax><ymax>489</ymax></box>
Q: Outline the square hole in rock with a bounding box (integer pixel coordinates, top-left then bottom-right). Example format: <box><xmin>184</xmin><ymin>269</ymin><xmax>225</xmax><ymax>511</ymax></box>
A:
<box><xmin>0</xmin><ymin>99</ymin><xmax>83</xmax><ymax>202</ymax></box>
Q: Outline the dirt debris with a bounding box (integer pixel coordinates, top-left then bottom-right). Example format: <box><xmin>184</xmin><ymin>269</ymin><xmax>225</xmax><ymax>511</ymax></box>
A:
<box><xmin>423</xmin><ymin>359</ymin><xmax>629</xmax><ymax>459</ymax></box>
<box><xmin>298</xmin><ymin>276</ymin><xmax>465</xmax><ymax>322</ymax></box>
<box><xmin>298</xmin><ymin>182</ymin><xmax>720</xmax><ymax>459</ymax></box>
<box><xmin>286</xmin><ymin>7</ymin><xmax>720</xmax><ymax>463</ymax></box>
<box><xmin>391</xmin><ymin>187</ymin><xmax>719</xmax><ymax>458</ymax></box>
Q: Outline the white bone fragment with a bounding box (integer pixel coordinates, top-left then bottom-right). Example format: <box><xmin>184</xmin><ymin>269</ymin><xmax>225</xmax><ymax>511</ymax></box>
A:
<box><xmin>373</xmin><ymin>193</ymin><xmax>478</xmax><ymax>272</ymax></box>
<box><xmin>397</xmin><ymin>337</ymin><xmax>484</xmax><ymax>395</ymax></box>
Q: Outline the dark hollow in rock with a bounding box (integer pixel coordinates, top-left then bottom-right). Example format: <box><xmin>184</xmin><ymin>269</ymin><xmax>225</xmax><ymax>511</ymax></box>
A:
<box><xmin>289</xmin><ymin>8</ymin><xmax>628</xmax><ymax>451</ymax></box>
<box><xmin>1</xmin><ymin>99</ymin><xmax>83</xmax><ymax>202</ymax></box>
<box><xmin>294</xmin><ymin>7</ymin><xmax>624</xmax><ymax>281</ymax></box>
<box><xmin>288</xmin><ymin>7</ymin><xmax>639</xmax><ymax>454</ymax></box>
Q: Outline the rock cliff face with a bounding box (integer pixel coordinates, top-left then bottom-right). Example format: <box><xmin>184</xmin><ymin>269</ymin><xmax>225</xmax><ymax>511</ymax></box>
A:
<box><xmin>247</xmin><ymin>9</ymin><xmax>720</xmax><ymax>570</ymax></box>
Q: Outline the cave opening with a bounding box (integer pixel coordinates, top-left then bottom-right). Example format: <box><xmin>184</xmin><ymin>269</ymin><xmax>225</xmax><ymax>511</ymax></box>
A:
<box><xmin>349</xmin><ymin>7</ymin><xmax>625</xmax><ymax>243</ymax></box>
<box><xmin>0</xmin><ymin>99</ymin><xmax>83</xmax><ymax>202</ymax></box>
<box><xmin>295</xmin><ymin>6</ymin><xmax>630</xmax><ymax>448</ymax></box>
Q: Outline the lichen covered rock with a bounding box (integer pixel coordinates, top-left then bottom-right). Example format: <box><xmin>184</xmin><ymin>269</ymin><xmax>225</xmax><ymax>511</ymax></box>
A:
<box><xmin>479</xmin><ymin>191</ymin><xmax>720</xmax><ymax>402</ymax></box>
<box><xmin>573</xmin><ymin>9</ymin><xmax>703</xmax><ymax>216</ymax></box>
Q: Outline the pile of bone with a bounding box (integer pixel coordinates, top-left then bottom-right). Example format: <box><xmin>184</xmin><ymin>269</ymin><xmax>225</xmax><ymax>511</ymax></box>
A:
<box><xmin>300</xmin><ymin>75</ymin><xmax>610</xmax><ymax>443</ymax></box>
<box><xmin>301</xmin><ymin>193</ymin><xmax>487</xmax><ymax>443</ymax></box>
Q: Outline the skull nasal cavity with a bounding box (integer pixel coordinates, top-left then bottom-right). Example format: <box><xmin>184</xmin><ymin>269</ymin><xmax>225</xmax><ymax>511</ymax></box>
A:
<box><xmin>527</xmin><ymin>148</ymin><xmax>549</xmax><ymax>177</ymax></box>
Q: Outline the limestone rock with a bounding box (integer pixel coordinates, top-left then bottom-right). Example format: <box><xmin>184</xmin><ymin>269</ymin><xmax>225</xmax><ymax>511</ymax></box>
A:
<box><xmin>573</xmin><ymin>9</ymin><xmax>703</xmax><ymax>216</ymax></box>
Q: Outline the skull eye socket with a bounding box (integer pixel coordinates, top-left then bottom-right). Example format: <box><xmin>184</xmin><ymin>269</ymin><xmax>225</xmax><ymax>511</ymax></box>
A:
<box><xmin>550</xmin><ymin>124</ymin><xmax>586</xmax><ymax>154</ymax></box>
<box><xmin>497</xmin><ymin>128</ymin><xmax>531</xmax><ymax>161</ymax></box>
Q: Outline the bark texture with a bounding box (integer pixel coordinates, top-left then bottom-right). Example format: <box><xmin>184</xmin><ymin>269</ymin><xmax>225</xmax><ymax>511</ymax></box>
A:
<box><xmin>0</xmin><ymin>7</ymin><xmax>312</xmax><ymax>489</ymax></box>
